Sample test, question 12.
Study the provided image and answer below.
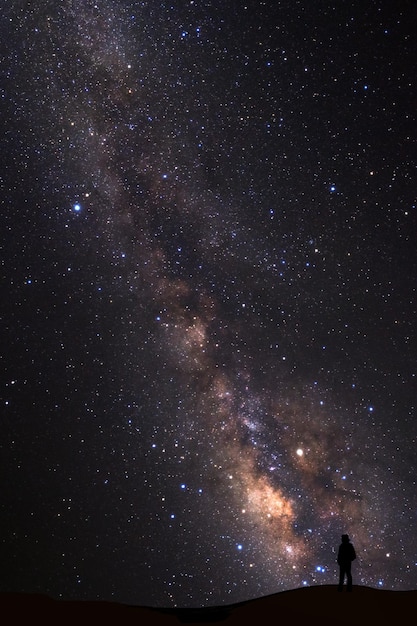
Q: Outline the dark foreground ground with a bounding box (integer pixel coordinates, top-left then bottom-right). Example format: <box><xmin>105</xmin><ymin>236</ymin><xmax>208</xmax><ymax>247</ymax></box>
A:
<box><xmin>2</xmin><ymin>585</ymin><xmax>416</xmax><ymax>625</ymax></box>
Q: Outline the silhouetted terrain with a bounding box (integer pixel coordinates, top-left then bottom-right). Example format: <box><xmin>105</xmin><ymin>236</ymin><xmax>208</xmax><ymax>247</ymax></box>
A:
<box><xmin>2</xmin><ymin>585</ymin><xmax>416</xmax><ymax>624</ymax></box>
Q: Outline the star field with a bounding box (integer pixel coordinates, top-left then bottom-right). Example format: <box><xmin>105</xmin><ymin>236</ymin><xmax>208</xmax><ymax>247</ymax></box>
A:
<box><xmin>1</xmin><ymin>0</ymin><xmax>417</xmax><ymax>608</ymax></box>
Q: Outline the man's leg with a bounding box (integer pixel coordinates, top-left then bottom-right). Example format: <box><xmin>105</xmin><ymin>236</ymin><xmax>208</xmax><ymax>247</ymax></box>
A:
<box><xmin>338</xmin><ymin>567</ymin><xmax>345</xmax><ymax>591</ymax></box>
<box><xmin>346</xmin><ymin>564</ymin><xmax>352</xmax><ymax>591</ymax></box>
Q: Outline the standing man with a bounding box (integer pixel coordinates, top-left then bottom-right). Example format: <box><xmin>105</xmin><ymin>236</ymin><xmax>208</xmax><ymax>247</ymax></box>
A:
<box><xmin>337</xmin><ymin>534</ymin><xmax>356</xmax><ymax>591</ymax></box>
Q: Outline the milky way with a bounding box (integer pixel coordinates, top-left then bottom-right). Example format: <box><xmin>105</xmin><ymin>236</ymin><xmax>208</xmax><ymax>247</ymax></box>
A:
<box><xmin>1</xmin><ymin>0</ymin><xmax>417</xmax><ymax>608</ymax></box>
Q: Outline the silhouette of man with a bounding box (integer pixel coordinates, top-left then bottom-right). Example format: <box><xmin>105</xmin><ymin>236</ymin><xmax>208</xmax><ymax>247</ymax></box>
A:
<box><xmin>337</xmin><ymin>534</ymin><xmax>356</xmax><ymax>591</ymax></box>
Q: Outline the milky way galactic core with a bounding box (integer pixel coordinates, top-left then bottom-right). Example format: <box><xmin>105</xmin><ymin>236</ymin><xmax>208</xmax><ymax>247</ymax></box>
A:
<box><xmin>1</xmin><ymin>0</ymin><xmax>417</xmax><ymax>608</ymax></box>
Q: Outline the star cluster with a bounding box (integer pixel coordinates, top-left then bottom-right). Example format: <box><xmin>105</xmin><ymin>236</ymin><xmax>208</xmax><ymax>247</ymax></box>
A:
<box><xmin>1</xmin><ymin>0</ymin><xmax>417</xmax><ymax>608</ymax></box>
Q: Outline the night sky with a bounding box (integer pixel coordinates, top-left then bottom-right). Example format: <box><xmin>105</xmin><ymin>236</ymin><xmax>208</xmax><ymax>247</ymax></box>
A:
<box><xmin>1</xmin><ymin>0</ymin><xmax>417</xmax><ymax>609</ymax></box>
